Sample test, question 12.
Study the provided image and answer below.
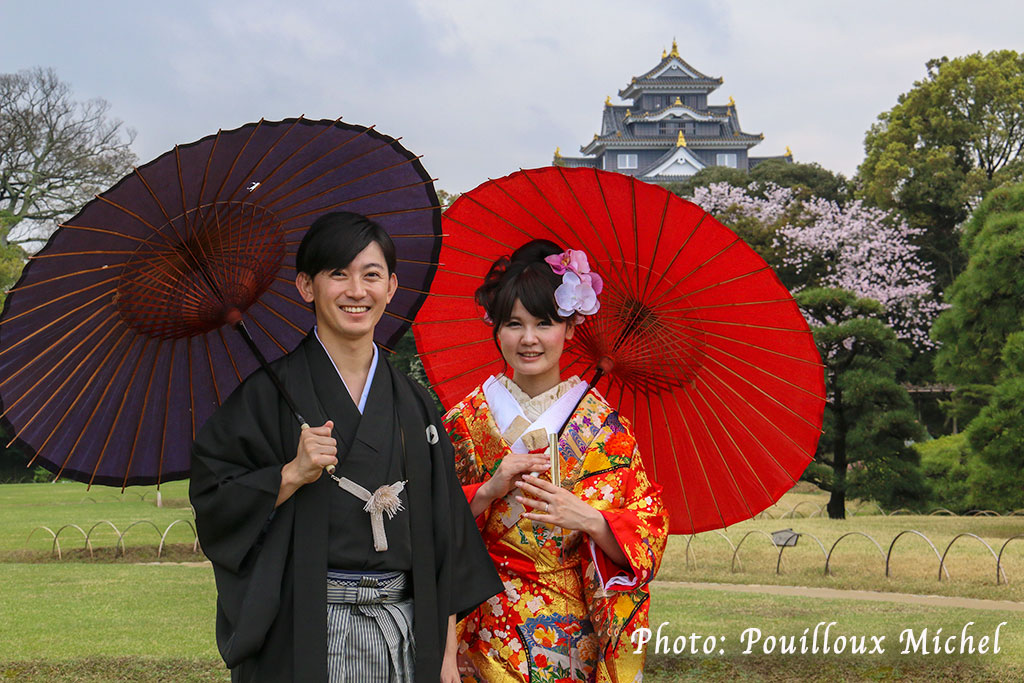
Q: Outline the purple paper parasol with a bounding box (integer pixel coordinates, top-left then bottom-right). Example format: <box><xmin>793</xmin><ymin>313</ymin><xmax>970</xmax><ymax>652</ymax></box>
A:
<box><xmin>0</xmin><ymin>117</ymin><xmax>440</xmax><ymax>487</ymax></box>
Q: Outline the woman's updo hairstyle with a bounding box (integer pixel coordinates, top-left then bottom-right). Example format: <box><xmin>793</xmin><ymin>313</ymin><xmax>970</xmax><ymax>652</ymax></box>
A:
<box><xmin>475</xmin><ymin>239</ymin><xmax>571</xmax><ymax>335</ymax></box>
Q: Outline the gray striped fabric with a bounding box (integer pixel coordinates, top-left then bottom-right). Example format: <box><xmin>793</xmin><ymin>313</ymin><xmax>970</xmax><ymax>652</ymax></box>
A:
<box><xmin>325</xmin><ymin>570</ymin><xmax>414</xmax><ymax>683</ymax></box>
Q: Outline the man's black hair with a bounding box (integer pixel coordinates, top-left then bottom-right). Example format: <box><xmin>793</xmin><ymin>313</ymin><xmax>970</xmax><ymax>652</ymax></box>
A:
<box><xmin>296</xmin><ymin>211</ymin><xmax>397</xmax><ymax>276</ymax></box>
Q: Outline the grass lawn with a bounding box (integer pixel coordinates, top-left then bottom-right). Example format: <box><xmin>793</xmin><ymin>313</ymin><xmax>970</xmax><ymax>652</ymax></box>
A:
<box><xmin>2</xmin><ymin>481</ymin><xmax>1023</xmax><ymax>681</ymax></box>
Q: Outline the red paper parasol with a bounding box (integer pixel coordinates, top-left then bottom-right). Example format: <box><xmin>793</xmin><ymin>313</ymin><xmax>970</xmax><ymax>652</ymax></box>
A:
<box><xmin>0</xmin><ymin>117</ymin><xmax>440</xmax><ymax>487</ymax></box>
<box><xmin>413</xmin><ymin>167</ymin><xmax>824</xmax><ymax>534</ymax></box>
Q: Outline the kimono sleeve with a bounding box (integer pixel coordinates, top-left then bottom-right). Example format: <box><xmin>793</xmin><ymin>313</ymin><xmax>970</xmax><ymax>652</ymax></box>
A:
<box><xmin>588</xmin><ymin>427</ymin><xmax>668</xmax><ymax>591</ymax></box>
<box><xmin>426</xmin><ymin>393</ymin><xmax>503</xmax><ymax>618</ymax></box>
<box><xmin>443</xmin><ymin>405</ymin><xmax>489</xmax><ymax>512</ymax></box>
<box><xmin>189</xmin><ymin>371</ymin><xmax>289</xmax><ymax>575</ymax></box>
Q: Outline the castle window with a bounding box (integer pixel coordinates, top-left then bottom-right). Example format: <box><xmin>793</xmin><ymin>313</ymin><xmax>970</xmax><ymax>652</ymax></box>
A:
<box><xmin>617</xmin><ymin>154</ymin><xmax>638</xmax><ymax>169</ymax></box>
<box><xmin>716</xmin><ymin>153</ymin><xmax>737</xmax><ymax>168</ymax></box>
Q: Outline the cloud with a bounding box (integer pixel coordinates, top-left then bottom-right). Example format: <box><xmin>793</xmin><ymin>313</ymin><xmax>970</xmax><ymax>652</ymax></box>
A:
<box><xmin>1</xmin><ymin>0</ymin><xmax>1022</xmax><ymax>191</ymax></box>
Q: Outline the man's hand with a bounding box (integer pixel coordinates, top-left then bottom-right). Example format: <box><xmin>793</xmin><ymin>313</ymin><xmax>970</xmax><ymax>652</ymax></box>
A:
<box><xmin>276</xmin><ymin>421</ymin><xmax>337</xmax><ymax>506</ymax></box>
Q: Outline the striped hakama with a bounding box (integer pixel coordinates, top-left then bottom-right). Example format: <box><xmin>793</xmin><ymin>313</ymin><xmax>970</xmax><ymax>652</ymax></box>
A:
<box><xmin>325</xmin><ymin>570</ymin><xmax>414</xmax><ymax>683</ymax></box>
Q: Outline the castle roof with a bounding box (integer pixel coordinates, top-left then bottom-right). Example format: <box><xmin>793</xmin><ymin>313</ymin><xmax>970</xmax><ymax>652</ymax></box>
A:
<box><xmin>619</xmin><ymin>40</ymin><xmax>723</xmax><ymax>99</ymax></box>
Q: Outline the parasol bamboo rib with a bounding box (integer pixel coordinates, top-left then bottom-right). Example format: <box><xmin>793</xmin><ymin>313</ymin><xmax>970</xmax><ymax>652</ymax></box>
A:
<box><xmin>634</xmin><ymin>210</ymin><xmax>710</xmax><ymax>300</ymax></box>
<box><xmin>50</xmin><ymin>225</ymin><xmax>178</xmax><ymax>244</ymax></box>
<box><xmin>516</xmin><ymin>169</ymin><xmax>631</xmax><ymax>290</ymax></box>
<box><xmin>1</xmin><ymin>310</ymin><xmax>122</xmax><ymax>425</ymax></box>
<box><xmin>3</xmin><ymin>265</ymin><xmax>120</xmax><ymax>295</ymax></box>
<box><xmin>647</xmin><ymin>237</ymin><xmax>744</xmax><ymax>309</ymax></box>
<box><xmin>0</xmin><ymin>278</ymin><xmax>117</xmax><ymax>332</ymax></box>
<box><xmin>202</xmin><ymin>333</ymin><xmax>221</xmax><ymax>406</ymax></box>
<box><xmin>221</xmin><ymin>116</ymin><xmax>340</xmax><ymax>205</ymax></box>
<box><xmin>88</xmin><ymin>336</ymin><xmax>150</xmax><ymax>488</ymax></box>
<box><xmin>284</xmin><ymin>176</ymin><xmax>438</xmax><ymax>224</ymax></box>
<box><xmin>667</xmin><ymin>388</ymin><xmax>728</xmax><ymax>530</ymax></box>
<box><xmin>120</xmin><ymin>339</ymin><xmax>166</xmax><ymax>489</ymax></box>
<box><xmin>229</xmin><ymin>123</ymin><xmax>368</xmax><ymax>212</ymax></box>
<box><xmin>685</xmin><ymin>348</ymin><xmax>819</xmax><ymax>451</ymax></box>
<box><xmin>0</xmin><ymin>302</ymin><xmax>117</xmax><ymax>391</ymax></box>
<box><xmin>459</xmin><ymin>185</ymin><xmax>538</xmax><ymax>244</ymax></box>
<box><xmin>653</xmin><ymin>266</ymin><xmax>774</xmax><ymax>311</ymax></box>
<box><xmin>426</xmin><ymin>355</ymin><xmax>502</xmax><ymax>389</ymax></box>
<box><xmin>265</xmin><ymin>145</ymin><xmax>423</xmax><ymax>217</ymax></box>
<box><xmin>669</xmin><ymin>298</ymin><xmax>805</xmax><ymax>314</ymax></box>
<box><xmin>211</xmin><ymin>117</ymin><xmax>279</xmax><ymax>204</ymax></box>
<box><xmin>187</xmin><ymin>338</ymin><xmax>195</xmax><ymax>441</ymax></box>
<box><xmin>195</xmin><ymin>130</ymin><xmax>223</xmax><ymax>215</ymax></box>
<box><xmin>491</xmin><ymin>174</ymin><xmax>602</xmax><ymax>270</ymax></box>
<box><xmin>693</xmin><ymin>372</ymin><xmax>807</xmax><ymax>486</ymax></box>
<box><xmin>217</xmin><ymin>328</ymin><xmax>244</xmax><ymax>385</ymax></box>
<box><xmin>27</xmin><ymin>325</ymin><xmax>133</xmax><ymax>474</ymax></box>
<box><xmin>156</xmin><ymin>341</ymin><xmax>176</xmax><ymax>487</ymax></box>
<box><xmin>680</xmin><ymin>315</ymin><xmax>819</xmax><ymax>334</ymax></box>
<box><xmin>75</xmin><ymin>193</ymin><xmax>226</xmax><ymax>290</ymax></box>
<box><xmin>258</xmin><ymin>137</ymin><xmax>399</xmax><ymax>214</ymax></box>
<box><xmin>674</xmin><ymin>321</ymin><xmax>822</xmax><ymax>367</ymax></box>
<box><xmin>700</xmin><ymin>340</ymin><xmax>827</xmax><ymax>403</ymax></box>
<box><xmin>442</xmin><ymin>214</ymin><xmax>517</xmax><ymax>252</ymax></box>
<box><xmin>415</xmin><ymin>336</ymin><xmax>492</xmax><ymax>357</ymax></box>
<box><xmin>639</xmin><ymin>191</ymin><xmax>673</xmax><ymax>302</ymax></box>
<box><xmin>591</xmin><ymin>169</ymin><xmax>632</xmax><ymax>282</ymax></box>
<box><xmin>254</xmin><ymin>298</ymin><xmax>309</xmax><ymax>337</ymax></box>
<box><xmin>553</xmin><ymin>166</ymin><xmax>633</xmax><ymax>290</ymax></box>
<box><xmin>66</xmin><ymin>332</ymin><xmax>142</xmax><ymax>486</ymax></box>
<box><xmin>363</xmin><ymin>205</ymin><xmax>439</xmax><ymax>221</ymax></box>
<box><xmin>246</xmin><ymin>312</ymin><xmax>289</xmax><ymax>355</ymax></box>
<box><xmin>630</xmin><ymin>178</ymin><xmax>641</xmax><ymax>294</ymax></box>
<box><xmin>662</xmin><ymin>326</ymin><xmax>823</xmax><ymax>429</ymax></box>
<box><xmin>412</xmin><ymin>316</ymin><xmax>482</xmax><ymax>326</ymax></box>
<box><xmin>244</xmin><ymin>121</ymin><xmax>376</xmax><ymax>207</ymax></box>
<box><xmin>682</xmin><ymin>384</ymin><xmax>761</xmax><ymax>520</ymax></box>
<box><xmin>653</xmin><ymin>386</ymin><xmax>696</xmax><ymax>527</ymax></box>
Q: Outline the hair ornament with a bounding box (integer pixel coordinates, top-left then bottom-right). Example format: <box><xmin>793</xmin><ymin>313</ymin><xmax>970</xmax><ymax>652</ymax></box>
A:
<box><xmin>544</xmin><ymin>249</ymin><xmax>603</xmax><ymax>320</ymax></box>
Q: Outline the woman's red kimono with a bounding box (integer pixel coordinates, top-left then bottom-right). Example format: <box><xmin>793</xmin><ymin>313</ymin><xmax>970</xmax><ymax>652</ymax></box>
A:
<box><xmin>445</xmin><ymin>379</ymin><xmax>668</xmax><ymax>682</ymax></box>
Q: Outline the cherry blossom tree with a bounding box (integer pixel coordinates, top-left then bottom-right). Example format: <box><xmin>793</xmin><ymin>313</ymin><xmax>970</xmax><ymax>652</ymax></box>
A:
<box><xmin>692</xmin><ymin>182</ymin><xmax>942</xmax><ymax>348</ymax></box>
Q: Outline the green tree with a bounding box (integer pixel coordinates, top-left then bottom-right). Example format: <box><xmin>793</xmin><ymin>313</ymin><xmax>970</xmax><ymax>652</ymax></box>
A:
<box><xmin>917</xmin><ymin>433</ymin><xmax>971</xmax><ymax>512</ymax></box>
<box><xmin>0</xmin><ymin>67</ymin><xmax>135</xmax><ymax>269</ymax></box>
<box><xmin>932</xmin><ymin>182</ymin><xmax>1024</xmax><ymax>422</ymax></box>
<box><xmin>963</xmin><ymin>331</ymin><xmax>1024</xmax><ymax>511</ymax></box>
<box><xmin>797</xmin><ymin>288</ymin><xmax>926</xmax><ymax>518</ymax></box>
<box><xmin>858</xmin><ymin>50</ymin><xmax>1024</xmax><ymax>289</ymax></box>
<box><xmin>668</xmin><ymin>160</ymin><xmax>849</xmax><ymax>204</ymax></box>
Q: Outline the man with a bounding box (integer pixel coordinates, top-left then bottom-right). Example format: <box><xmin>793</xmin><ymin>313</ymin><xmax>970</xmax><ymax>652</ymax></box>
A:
<box><xmin>190</xmin><ymin>211</ymin><xmax>500</xmax><ymax>682</ymax></box>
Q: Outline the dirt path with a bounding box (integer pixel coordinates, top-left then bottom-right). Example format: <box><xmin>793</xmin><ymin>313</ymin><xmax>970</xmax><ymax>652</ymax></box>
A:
<box><xmin>655</xmin><ymin>580</ymin><xmax>1024</xmax><ymax>612</ymax></box>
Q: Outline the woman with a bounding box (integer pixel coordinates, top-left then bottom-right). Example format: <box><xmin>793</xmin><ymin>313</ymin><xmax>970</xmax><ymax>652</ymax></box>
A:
<box><xmin>443</xmin><ymin>239</ymin><xmax>668</xmax><ymax>682</ymax></box>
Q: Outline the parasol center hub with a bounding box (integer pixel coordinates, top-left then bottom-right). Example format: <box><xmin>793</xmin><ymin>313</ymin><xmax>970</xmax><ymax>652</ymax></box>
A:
<box><xmin>115</xmin><ymin>201</ymin><xmax>286</xmax><ymax>339</ymax></box>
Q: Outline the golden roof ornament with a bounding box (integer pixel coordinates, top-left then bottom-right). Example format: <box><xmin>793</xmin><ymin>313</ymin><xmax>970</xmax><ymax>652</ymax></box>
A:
<box><xmin>674</xmin><ymin>96</ymin><xmax>682</xmax><ymax>106</ymax></box>
<box><xmin>605</xmin><ymin>95</ymin><xmax>611</xmax><ymax>106</ymax></box>
<box><xmin>785</xmin><ymin>146</ymin><xmax>793</xmax><ymax>157</ymax></box>
<box><xmin>676</xmin><ymin>131</ymin><xmax>687</xmax><ymax>147</ymax></box>
<box><xmin>728</xmin><ymin>96</ymin><xmax>736</xmax><ymax>107</ymax></box>
<box><xmin>554</xmin><ymin>147</ymin><xmax>562</xmax><ymax>158</ymax></box>
<box><xmin>625</xmin><ymin>109</ymin><xmax>631</xmax><ymax>117</ymax></box>
<box><xmin>662</xmin><ymin>48</ymin><xmax>667</xmax><ymax>59</ymax></box>
<box><xmin>670</xmin><ymin>38</ymin><xmax>679</xmax><ymax>58</ymax></box>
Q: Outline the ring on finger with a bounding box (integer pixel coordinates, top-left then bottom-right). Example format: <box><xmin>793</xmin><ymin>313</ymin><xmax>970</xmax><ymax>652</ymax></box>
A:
<box><xmin>544</xmin><ymin>502</ymin><xmax>549</xmax><ymax>513</ymax></box>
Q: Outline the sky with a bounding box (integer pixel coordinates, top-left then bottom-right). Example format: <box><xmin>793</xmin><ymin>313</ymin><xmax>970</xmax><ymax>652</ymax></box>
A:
<box><xmin>2</xmin><ymin>0</ymin><xmax>1021</xmax><ymax>193</ymax></box>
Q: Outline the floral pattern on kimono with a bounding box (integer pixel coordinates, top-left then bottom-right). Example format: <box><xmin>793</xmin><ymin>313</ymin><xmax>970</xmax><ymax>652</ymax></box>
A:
<box><xmin>445</xmin><ymin>381</ymin><xmax>668</xmax><ymax>683</ymax></box>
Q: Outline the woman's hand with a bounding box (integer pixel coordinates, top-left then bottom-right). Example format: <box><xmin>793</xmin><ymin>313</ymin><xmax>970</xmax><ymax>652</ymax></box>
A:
<box><xmin>470</xmin><ymin>451</ymin><xmax>549</xmax><ymax>516</ymax></box>
<box><xmin>515</xmin><ymin>474</ymin><xmax>630</xmax><ymax>568</ymax></box>
<box><xmin>514</xmin><ymin>474</ymin><xmax>601</xmax><ymax>533</ymax></box>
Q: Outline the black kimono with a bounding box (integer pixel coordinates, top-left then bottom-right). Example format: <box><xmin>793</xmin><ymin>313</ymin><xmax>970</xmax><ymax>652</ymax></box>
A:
<box><xmin>190</xmin><ymin>333</ymin><xmax>501</xmax><ymax>682</ymax></box>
